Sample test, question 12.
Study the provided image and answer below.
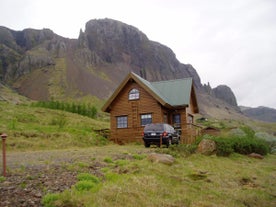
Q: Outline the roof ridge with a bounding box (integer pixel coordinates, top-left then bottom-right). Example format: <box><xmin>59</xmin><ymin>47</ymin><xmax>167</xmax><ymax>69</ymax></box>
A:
<box><xmin>151</xmin><ymin>77</ymin><xmax>193</xmax><ymax>84</ymax></box>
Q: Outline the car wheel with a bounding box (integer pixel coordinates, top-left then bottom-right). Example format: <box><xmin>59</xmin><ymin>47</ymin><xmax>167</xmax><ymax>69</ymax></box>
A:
<box><xmin>144</xmin><ymin>142</ymin><xmax>150</xmax><ymax>148</ymax></box>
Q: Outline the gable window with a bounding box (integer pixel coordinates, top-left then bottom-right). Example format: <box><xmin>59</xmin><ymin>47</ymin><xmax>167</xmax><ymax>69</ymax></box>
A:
<box><xmin>141</xmin><ymin>114</ymin><xmax>152</xmax><ymax>126</ymax></box>
<box><xmin>116</xmin><ymin>116</ymin><xmax>128</xmax><ymax>128</ymax></box>
<box><xmin>129</xmin><ymin>88</ymin><xmax>139</xmax><ymax>100</ymax></box>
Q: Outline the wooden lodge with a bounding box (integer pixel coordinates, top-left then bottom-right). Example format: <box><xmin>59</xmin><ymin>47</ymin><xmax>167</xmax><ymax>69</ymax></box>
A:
<box><xmin>102</xmin><ymin>72</ymin><xmax>199</xmax><ymax>144</ymax></box>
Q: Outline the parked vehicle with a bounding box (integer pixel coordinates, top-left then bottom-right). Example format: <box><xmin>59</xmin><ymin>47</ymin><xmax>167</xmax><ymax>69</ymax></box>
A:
<box><xmin>142</xmin><ymin>123</ymin><xmax>180</xmax><ymax>148</ymax></box>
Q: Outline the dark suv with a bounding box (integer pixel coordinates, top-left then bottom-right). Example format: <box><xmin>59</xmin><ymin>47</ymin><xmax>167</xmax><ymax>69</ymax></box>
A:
<box><xmin>142</xmin><ymin>123</ymin><xmax>180</xmax><ymax>148</ymax></box>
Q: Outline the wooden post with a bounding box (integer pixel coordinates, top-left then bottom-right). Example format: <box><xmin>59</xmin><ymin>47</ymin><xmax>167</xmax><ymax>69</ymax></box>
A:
<box><xmin>1</xmin><ymin>133</ymin><xmax>7</xmax><ymax>177</ymax></box>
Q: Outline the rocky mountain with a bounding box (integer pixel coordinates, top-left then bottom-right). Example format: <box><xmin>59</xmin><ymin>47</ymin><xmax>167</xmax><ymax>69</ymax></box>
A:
<box><xmin>0</xmin><ymin>18</ymin><xmax>242</xmax><ymax>119</ymax></box>
<box><xmin>240</xmin><ymin>106</ymin><xmax>276</xmax><ymax>122</ymax></box>
<box><xmin>212</xmin><ymin>85</ymin><xmax>238</xmax><ymax>107</ymax></box>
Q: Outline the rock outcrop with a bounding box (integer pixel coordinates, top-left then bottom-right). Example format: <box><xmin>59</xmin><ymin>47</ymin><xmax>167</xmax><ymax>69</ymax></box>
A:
<box><xmin>212</xmin><ymin>85</ymin><xmax>238</xmax><ymax>107</ymax></box>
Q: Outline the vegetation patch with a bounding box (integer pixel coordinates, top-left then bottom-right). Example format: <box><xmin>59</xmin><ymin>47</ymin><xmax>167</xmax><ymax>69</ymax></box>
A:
<box><xmin>198</xmin><ymin>125</ymin><xmax>271</xmax><ymax>156</ymax></box>
<box><xmin>31</xmin><ymin>100</ymin><xmax>98</xmax><ymax>119</ymax></box>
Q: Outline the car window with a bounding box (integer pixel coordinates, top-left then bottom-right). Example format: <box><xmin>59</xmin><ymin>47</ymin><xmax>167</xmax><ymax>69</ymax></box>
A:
<box><xmin>144</xmin><ymin>124</ymin><xmax>164</xmax><ymax>131</ymax></box>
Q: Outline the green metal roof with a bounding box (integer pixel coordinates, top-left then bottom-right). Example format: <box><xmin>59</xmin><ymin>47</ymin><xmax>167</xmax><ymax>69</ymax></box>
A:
<box><xmin>132</xmin><ymin>73</ymin><xmax>192</xmax><ymax>107</ymax></box>
<box><xmin>152</xmin><ymin>78</ymin><xmax>192</xmax><ymax>106</ymax></box>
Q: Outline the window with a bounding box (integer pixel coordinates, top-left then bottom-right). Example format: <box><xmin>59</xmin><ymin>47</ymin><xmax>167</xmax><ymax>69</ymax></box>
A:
<box><xmin>141</xmin><ymin>114</ymin><xmax>152</xmax><ymax>126</ymax></box>
<box><xmin>129</xmin><ymin>88</ymin><xmax>139</xmax><ymax>100</ymax></box>
<box><xmin>116</xmin><ymin>116</ymin><xmax>128</xmax><ymax>128</ymax></box>
<box><xmin>188</xmin><ymin>114</ymin><xmax>193</xmax><ymax>124</ymax></box>
<box><xmin>173</xmin><ymin>114</ymin><xmax>181</xmax><ymax>128</ymax></box>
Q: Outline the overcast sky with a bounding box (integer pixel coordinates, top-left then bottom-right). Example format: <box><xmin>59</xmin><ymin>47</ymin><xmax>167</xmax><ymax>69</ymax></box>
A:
<box><xmin>1</xmin><ymin>0</ymin><xmax>275</xmax><ymax>108</ymax></box>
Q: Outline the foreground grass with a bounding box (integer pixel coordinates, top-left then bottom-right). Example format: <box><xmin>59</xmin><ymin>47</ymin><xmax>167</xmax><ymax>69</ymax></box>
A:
<box><xmin>42</xmin><ymin>145</ymin><xmax>276</xmax><ymax>207</ymax></box>
<box><xmin>0</xmin><ymin>102</ymin><xmax>109</xmax><ymax>151</ymax></box>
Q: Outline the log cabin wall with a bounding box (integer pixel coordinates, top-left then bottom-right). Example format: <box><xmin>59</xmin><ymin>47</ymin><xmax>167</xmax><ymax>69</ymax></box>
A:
<box><xmin>109</xmin><ymin>80</ymin><xmax>163</xmax><ymax>144</ymax></box>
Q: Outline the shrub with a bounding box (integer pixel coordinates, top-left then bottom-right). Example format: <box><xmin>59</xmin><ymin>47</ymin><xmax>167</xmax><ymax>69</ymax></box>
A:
<box><xmin>255</xmin><ymin>132</ymin><xmax>276</xmax><ymax>153</ymax></box>
<box><xmin>211</xmin><ymin>137</ymin><xmax>234</xmax><ymax>156</ymax></box>
<box><xmin>231</xmin><ymin>137</ymin><xmax>269</xmax><ymax>155</ymax></box>
<box><xmin>240</xmin><ymin>126</ymin><xmax>255</xmax><ymax>138</ymax></box>
<box><xmin>201</xmin><ymin>132</ymin><xmax>270</xmax><ymax>156</ymax></box>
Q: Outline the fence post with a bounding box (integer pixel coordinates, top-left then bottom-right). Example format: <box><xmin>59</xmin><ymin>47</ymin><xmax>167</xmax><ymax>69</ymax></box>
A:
<box><xmin>1</xmin><ymin>133</ymin><xmax>7</xmax><ymax>177</ymax></box>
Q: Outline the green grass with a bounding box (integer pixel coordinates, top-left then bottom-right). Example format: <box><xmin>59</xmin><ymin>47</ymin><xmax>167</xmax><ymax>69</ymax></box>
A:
<box><xmin>41</xmin><ymin>145</ymin><xmax>276</xmax><ymax>207</ymax></box>
<box><xmin>0</xmin><ymin>101</ymin><xmax>109</xmax><ymax>151</ymax></box>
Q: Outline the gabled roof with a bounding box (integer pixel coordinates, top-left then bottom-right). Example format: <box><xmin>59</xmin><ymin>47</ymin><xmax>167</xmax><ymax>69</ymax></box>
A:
<box><xmin>102</xmin><ymin>72</ymin><xmax>198</xmax><ymax>112</ymax></box>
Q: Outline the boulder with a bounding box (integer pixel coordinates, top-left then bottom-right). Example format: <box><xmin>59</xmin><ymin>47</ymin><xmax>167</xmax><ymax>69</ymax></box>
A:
<box><xmin>248</xmin><ymin>153</ymin><xmax>264</xmax><ymax>159</ymax></box>
<box><xmin>197</xmin><ymin>139</ymin><xmax>217</xmax><ymax>155</ymax></box>
<box><xmin>147</xmin><ymin>153</ymin><xmax>175</xmax><ymax>165</ymax></box>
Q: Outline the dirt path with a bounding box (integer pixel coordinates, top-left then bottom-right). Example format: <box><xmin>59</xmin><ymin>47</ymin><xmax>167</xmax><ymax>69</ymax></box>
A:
<box><xmin>0</xmin><ymin>145</ymin><xmax>152</xmax><ymax>207</ymax></box>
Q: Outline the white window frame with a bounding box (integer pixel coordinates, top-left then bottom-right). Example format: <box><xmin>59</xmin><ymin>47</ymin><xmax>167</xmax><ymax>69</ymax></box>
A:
<box><xmin>141</xmin><ymin>114</ymin><xmax>152</xmax><ymax>126</ymax></box>
<box><xmin>116</xmin><ymin>116</ymin><xmax>128</xmax><ymax>128</ymax></box>
<box><xmin>129</xmin><ymin>88</ymin><xmax>140</xmax><ymax>100</ymax></box>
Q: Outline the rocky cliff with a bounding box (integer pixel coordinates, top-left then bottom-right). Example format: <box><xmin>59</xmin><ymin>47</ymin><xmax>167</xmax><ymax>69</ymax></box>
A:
<box><xmin>0</xmin><ymin>19</ymin><xmax>202</xmax><ymax>99</ymax></box>
<box><xmin>0</xmin><ymin>18</ymin><xmax>241</xmax><ymax>119</ymax></box>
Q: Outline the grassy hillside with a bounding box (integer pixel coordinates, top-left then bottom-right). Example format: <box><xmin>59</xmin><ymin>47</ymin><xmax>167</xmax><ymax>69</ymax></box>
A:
<box><xmin>0</xmin><ymin>101</ymin><xmax>109</xmax><ymax>151</ymax></box>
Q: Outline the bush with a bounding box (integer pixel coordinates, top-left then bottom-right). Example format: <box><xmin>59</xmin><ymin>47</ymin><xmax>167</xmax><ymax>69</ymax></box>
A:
<box><xmin>255</xmin><ymin>132</ymin><xmax>276</xmax><ymax>153</ymax></box>
<box><xmin>200</xmin><ymin>131</ymin><xmax>270</xmax><ymax>156</ymax></box>
<box><xmin>240</xmin><ymin>126</ymin><xmax>255</xmax><ymax>138</ymax></box>
<box><xmin>232</xmin><ymin>137</ymin><xmax>269</xmax><ymax>155</ymax></box>
<box><xmin>211</xmin><ymin>137</ymin><xmax>233</xmax><ymax>156</ymax></box>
